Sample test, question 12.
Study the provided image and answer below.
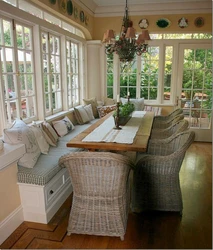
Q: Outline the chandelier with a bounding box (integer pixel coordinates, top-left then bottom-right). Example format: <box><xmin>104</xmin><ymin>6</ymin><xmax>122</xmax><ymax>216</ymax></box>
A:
<box><xmin>102</xmin><ymin>0</ymin><xmax>151</xmax><ymax>62</ymax></box>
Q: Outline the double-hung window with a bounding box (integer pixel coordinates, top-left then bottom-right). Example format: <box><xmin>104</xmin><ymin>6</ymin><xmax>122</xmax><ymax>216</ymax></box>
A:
<box><xmin>66</xmin><ymin>40</ymin><xmax>79</xmax><ymax>108</ymax></box>
<box><xmin>41</xmin><ymin>31</ymin><xmax>62</xmax><ymax>116</ymax></box>
<box><xmin>0</xmin><ymin>16</ymin><xmax>36</xmax><ymax>127</ymax></box>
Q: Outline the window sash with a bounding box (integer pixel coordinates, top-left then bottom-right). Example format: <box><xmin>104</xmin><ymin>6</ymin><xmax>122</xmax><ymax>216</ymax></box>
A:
<box><xmin>0</xmin><ymin>17</ymin><xmax>36</xmax><ymax>125</ymax></box>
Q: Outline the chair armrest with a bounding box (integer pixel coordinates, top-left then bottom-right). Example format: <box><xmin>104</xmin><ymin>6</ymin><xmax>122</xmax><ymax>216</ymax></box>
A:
<box><xmin>135</xmin><ymin>154</ymin><xmax>180</xmax><ymax>175</ymax></box>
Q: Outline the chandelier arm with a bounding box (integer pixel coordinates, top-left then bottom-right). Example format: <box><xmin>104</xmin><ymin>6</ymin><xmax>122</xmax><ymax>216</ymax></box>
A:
<box><xmin>103</xmin><ymin>0</ymin><xmax>150</xmax><ymax>62</ymax></box>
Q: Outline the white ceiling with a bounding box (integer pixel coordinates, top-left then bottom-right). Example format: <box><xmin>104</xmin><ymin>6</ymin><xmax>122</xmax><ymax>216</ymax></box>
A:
<box><xmin>78</xmin><ymin>0</ymin><xmax>212</xmax><ymax>16</ymax></box>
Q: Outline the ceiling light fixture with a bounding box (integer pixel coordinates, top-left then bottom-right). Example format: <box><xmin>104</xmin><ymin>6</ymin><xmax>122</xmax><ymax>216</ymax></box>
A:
<box><xmin>102</xmin><ymin>0</ymin><xmax>151</xmax><ymax>62</ymax></box>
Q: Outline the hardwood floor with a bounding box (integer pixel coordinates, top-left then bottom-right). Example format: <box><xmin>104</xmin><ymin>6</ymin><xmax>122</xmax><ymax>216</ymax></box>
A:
<box><xmin>1</xmin><ymin>142</ymin><xmax>212</xmax><ymax>249</ymax></box>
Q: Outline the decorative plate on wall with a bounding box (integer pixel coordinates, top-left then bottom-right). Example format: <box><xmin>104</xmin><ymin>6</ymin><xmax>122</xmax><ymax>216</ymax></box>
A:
<box><xmin>85</xmin><ymin>16</ymin><xmax>89</xmax><ymax>26</ymax></box>
<box><xmin>49</xmin><ymin>0</ymin><xmax>56</xmax><ymax>4</ymax></box>
<box><xmin>80</xmin><ymin>11</ymin><xmax>85</xmax><ymax>22</ymax></box>
<box><xmin>194</xmin><ymin>17</ymin><xmax>204</xmax><ymax>27</ymax></box>
<box><xmin>58</xmin><ymin>0</ymin><xmax>67</xmax><ymax>14</ymax></box>
<box><xmin>67</xmin><ymin>0</ymin><xmax>73</xmax><ymax>16</ymax></box>
<box><xmin>138</xmin><ymin>18</ymin><xmax>149</xmax><ymax>29</ymax></box>
<box><xmin>178</xmin><ymin>17</ymin><xmax>188</xmax><ymax>28</ymax></box>
<box><xmin>74</xmin><ymin>6</ymin><xmax>78</xmax><ymax>19</ymax></box>
<box><xmin>156</xmin><ymin>18</ymin><xmax>170</xmax><ymax>28</ymax></box>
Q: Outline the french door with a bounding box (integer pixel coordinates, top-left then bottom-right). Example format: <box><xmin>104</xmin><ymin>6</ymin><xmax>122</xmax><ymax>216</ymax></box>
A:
<box><xmin>177</xmin><ymin>43</ymin><xmax>212</xmax><ymax>142</ymax></box>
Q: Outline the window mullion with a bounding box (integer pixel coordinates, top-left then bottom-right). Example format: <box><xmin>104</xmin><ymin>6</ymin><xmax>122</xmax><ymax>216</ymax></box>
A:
<box><xmin>157</xmin><ymin>43</ymin><xmax>165</xmax><ymax>104</ymax></box>
<box><xmin>136</xmin><ymin>56</ymin><xmax>141</xmax><ymax>98</ymax></box>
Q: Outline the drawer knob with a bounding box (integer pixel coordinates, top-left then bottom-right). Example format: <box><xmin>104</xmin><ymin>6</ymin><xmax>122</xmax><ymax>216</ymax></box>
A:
<box><xmin>49</xmin><ymin>190</ymin><xmax>54</xmax><ymax>195</ymax></box>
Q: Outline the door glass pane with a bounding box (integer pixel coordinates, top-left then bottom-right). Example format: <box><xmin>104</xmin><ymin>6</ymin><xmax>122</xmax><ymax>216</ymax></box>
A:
<box><xmin>140</xmin><ymin>46</ymin><xmax>159</xmax><ymax>100</ymax></box>
<box><xmin>120</xmin><ymin>59</ymin><xmax>137</xmax><ymax>98</ymax></box>
<box><xmin>164</xmin><ymin>46</ymin><xmax>173</xmax><ymax>101</ymax></box>
<box><xmin>181</xmin><ymin>48</ymin><xmax>212</xmax><ymax>128</ymax></box>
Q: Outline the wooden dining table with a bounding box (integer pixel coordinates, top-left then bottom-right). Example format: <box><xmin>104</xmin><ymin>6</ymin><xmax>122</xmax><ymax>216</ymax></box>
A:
<box><xmin>67</xmin><ymin>111</ymin><xmax>154</xmax><ymax>153</ymax></box>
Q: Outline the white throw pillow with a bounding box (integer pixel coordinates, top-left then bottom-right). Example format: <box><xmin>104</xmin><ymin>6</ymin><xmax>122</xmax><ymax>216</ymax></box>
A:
<box><xmin>104</xmin><ymin>98</ymin><xmax>116</xmax><ymax>106</ymax></box>
<box><xmin>84</xmin><ymin>104</ymin><xmax>95</xmax><ymax>121</ymax></box>
<box><xmin>29</xmin><ymin>125</ymin><xmax>49</xmax><ymax>154</ymax></box>
<box><xmin>40</xmin><ymin>121</ymin><xmax>58</xmax><ymax>146</ymax></box>
<box><xmin>83</xmin><ymin>97</ymin><xmax>99</xmax><ymax>118</ymax></box>
<box><xmin>52</xmin><ymin>116</ymin><xmax>75</xmax><ymax>137</ymax></box>
<box><xmin>3</xmin><ymin>119</ymin><xmax>41</xmax><ymax>168</ymax></box>
<box><xmin>120</xmin><ymin>97</ymin><xmax>145</xmax><ymax>111</ymax></box>
<box><xmin>74</xmin><ymin>106</ymin><xmax>90</xmax><ymax>125</ymax></box>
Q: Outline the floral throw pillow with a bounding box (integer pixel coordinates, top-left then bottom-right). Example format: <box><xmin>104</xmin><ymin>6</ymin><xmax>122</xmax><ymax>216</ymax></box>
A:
<box><xmin>97</xmin><ymin>104</ymin><xmax>117</xmax><ymax>118</ymax></box>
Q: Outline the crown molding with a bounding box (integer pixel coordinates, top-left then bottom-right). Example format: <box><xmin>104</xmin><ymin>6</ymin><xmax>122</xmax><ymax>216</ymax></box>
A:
<box><xmin>93</xmin><ymin>1</ymin><xmax>212</xmax><ymax>17</ymax></box>
<box><xmin>93</xmin><ymin>0</ymin><xmax>211</xmax><ymax>5</ymax></box>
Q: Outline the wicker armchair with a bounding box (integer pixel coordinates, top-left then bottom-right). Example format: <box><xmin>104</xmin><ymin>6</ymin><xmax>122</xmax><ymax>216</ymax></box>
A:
<box><xmin>59</xmin><ymin>151</ymin><xmax>132</xmax><ymax>240</ymax></box>
<box><xmin>152</xmin><ymin>113</ymin><xmax>184</xmax><ymax>129</ymax></box>
<box><xmin>154</xmin><ymin>108</ymin><xmax>183</xmax><ymax>122</ymax></box>
<box><xmin>150</xmin><ymin>119</ymin><xmax>189</xmax><ymax>139</ymax></box>
<box><xmin>132</xmin><ymin>131</ymin><xmax>195</xmax><ymax>214</ymax></box>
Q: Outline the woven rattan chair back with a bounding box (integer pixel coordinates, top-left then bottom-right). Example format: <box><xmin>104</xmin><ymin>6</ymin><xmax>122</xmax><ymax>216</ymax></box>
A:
<box><xmin>59</xmin><ymin>151</ymin><xmax>132</xmax><ymax>240</ymax></box>
<box><xmin>154</xmin><ymin>108</ymin><xmax>183</xmax><ymax>121</ymax></box>
<box><xmin>132</xmin><ymin>131</ymin><xmax>195</xmax><ymax>214</ymax></box>
<box><xmin>153</xmin><ymin>113</ymin><xmax>184</xmax><ymax>129</ymax></box>
<box><xmin>148</xmin><ymin>130</ymin><xmax>195</xmax><ymax>156</ymax></box>
<box><xmin>150</xmin><ymin>119</ymin><xmax>189</xmax><ymax>139</ymax></box>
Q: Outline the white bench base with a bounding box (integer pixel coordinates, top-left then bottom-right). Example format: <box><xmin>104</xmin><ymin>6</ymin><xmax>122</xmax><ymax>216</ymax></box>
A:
<box><xmin>18</xmin><ymin>168</ymin><xmax>72</xmax><ymax>224</ymax></box>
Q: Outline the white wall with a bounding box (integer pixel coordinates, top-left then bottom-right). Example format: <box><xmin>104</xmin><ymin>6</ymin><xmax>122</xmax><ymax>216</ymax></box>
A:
<box><xmin>86</xmin><ymin>41</ymin><xmax>106</xmax><ymax>101</ymax></box>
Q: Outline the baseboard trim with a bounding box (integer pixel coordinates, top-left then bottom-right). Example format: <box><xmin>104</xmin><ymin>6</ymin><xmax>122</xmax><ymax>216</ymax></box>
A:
<box><xmin>0</xmin><ymin>205</ymin><xmax>24</xmax><ymax>245</ymax></box>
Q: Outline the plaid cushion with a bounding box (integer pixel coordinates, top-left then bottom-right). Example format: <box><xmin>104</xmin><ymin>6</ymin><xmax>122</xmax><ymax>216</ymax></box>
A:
<box><xmin>144</xmin><ymin>106</ymin><xmax>162</xmax><ymax>116</ymax></box>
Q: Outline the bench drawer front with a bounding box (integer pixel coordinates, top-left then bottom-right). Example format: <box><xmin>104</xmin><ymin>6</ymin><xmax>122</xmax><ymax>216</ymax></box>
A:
<box><xmin>45</xmin><ymin>168</ymin><xmax>70</xmax><ymax>204</ymax></box>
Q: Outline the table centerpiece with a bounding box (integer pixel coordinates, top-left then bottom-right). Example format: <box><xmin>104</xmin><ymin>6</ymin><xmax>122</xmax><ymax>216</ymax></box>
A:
<box><xmin>113</xmin><ymin>102</ymin><xmax>135</xmax><ymax>128</ymax></box>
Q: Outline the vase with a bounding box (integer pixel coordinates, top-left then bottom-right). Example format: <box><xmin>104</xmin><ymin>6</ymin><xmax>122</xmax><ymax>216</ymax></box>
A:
<box><xmin>114</xmin><ymin>113</ymin><xmax>132</xmax><ymax>126</ymax></box>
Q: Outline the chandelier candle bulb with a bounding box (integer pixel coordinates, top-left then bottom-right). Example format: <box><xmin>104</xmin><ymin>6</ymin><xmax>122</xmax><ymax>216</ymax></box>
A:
<box><xmin>117</xmin><ymin>94</ymin><xmax>120</xmax><ymax>103</ymax></box>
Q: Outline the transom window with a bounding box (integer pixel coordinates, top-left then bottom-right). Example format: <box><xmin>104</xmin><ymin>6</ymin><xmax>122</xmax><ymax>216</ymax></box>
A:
<box><xmin>2</xmin><ymin>0</ymin><xmax>85</xmax><ymax>38</ymax></box>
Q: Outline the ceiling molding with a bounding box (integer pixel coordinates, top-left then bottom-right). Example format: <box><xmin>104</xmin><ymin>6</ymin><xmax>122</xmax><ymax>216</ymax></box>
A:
<box><xmin>74</xmin><ymin>0</ymin><xmax>212</xmax><ymax>17</ymax></box>
<box><xmin>93</xmin><ymin>0</ymin><xmax>211</xmax><ymax>6</ymax></box>
<box><xmin>93</xmin><ymin>1</ymin><xmax>212</xmax><ymax>17</ymax></box>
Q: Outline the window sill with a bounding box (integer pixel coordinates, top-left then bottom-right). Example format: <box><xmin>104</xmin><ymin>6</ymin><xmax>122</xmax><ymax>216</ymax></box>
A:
<box><xmin>0</xmin><ymin>144</ymin><xmax>26</xmax><ymax>171</ymax></box>
<box><xmin>45</xmin><ymin>109</ymin><xmax>74</xmax><ymax>123</ymax></box>
<box><xmin>144</xmin><ymin>102</ymin><xmax>176</xmax><ymax>107</ymax></box>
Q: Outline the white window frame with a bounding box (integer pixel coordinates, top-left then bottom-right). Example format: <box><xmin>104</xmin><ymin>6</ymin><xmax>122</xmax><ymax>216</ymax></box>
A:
<box><xmin>0</xmin><ymin>15</ymin><xmax>37</xmax><ymax>126</ymax></box>
<box><xmin>41</xmin><ymin>30</ymin><xmax>62</xmax><ymax>116</ymax></box>
<box><xmin>106</xmin><ymin>37</ymin><xmax>212</xmax><ymax>107</ymax></box>
<box><xmin>66</xmin><ymin>40</ymin><xmax>80</xmax><ymax>108</ymax></box>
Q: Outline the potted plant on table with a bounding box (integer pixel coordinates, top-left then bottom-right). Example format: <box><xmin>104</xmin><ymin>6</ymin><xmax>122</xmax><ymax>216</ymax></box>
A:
<box><xmin>113</xmin><ymin>102</ymin><xmax>135</xmax><ymax>126</ymax></box>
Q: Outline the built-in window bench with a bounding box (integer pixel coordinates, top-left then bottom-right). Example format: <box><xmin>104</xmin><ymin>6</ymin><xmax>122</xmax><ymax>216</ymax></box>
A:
<box><xmin>16</xmin><ymin>119</ymin><xmax>99</xmax><ymax>224</ymax></box>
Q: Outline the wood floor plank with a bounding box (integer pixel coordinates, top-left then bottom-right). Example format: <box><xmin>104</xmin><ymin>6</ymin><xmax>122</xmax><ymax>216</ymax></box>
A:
<box><xmin>24</xmin><ymin>222</ymin><xmax>57</xmax><ymax>231</ymax></box>
<box><xmin>0</xmin><ymin>222</ymin><xmax>29</xmax><ymax>249</ymax></box>
<box><xmin>62</xmin><ymin>234</ymin><xmax>88</xmax><ymax>249</ymax></box>
<box><xmin>0</xmin><ymin>142</ymin><xmax>211</xmax><ymax>249</ymax></box>
<box><xmin>27</xmin><ymin>238</ymin><xmax>64</xmax><ymax>249</ymax></box>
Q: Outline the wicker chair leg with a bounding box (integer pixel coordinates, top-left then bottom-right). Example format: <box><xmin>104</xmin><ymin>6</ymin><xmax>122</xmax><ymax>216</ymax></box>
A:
<box><xmin>120</xmin><ymin>235</ymin><xmax>124</xmax><ymax>241</ymax></box>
